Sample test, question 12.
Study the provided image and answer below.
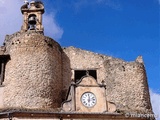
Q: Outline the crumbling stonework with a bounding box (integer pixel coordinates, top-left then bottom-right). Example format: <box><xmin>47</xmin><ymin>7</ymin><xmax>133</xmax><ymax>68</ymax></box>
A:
<box><xmin>104</xmin><ymin>59</ymin><xmax>151</xmax><ymax>113</ymax></box>
<box><xmin>62</xmin><ymin>47</ymin><xmax>152</xmax><ymax>114</ymax></box>
<box><xmin>2</xmin><ymin>31</ymin><xmax>63</xmax><ymax>109</ymax></box>
<box><xmin>0</xmin><ymin>87</ymin><xmax>4</xmax><ymax>108</ymax></box>
<box><xmin>0</xmin><ymin>32</ymin><xmax>153</xmax><ymax>120</ymax></box>
<box><xmin>0</xmin><ymin>1</ymin><xmax>154</xmax><ymax>119</ymax></box>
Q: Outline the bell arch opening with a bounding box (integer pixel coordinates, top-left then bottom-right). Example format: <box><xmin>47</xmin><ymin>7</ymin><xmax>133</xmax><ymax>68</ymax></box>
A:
<box><xmin>28</xmin><ymin>14</ymin><xmax>37</xmax><ymax>30</ymax></box>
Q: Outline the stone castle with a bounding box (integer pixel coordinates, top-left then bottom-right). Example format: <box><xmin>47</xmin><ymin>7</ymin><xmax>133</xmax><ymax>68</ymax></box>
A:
<box><xmin>0</xmin><ymin>1</ymin><xmax>154</xmax><ymax>120</ymax></box>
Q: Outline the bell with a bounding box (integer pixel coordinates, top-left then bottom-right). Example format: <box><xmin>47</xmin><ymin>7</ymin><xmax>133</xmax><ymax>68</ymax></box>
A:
<box><xmin>28</xmin><ymin>16</ymin><xmax>37</xmax><ymax>30</ymax></box>
<box><xmin>28</xmin><ymin>16</ymin><xmax>36</xmax><ymax>25</ymax></box>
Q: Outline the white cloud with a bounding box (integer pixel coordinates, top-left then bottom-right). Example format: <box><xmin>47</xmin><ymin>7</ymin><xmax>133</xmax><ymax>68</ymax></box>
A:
<box><xmin>43</xmin><ymin>13</ymin><xmax>63</xmax><ymax>41</ymax></box>
<box><xmin>0</xmin><ymin>0</ymin><xmax>22</xmax><ymax>45</ymax></box>
<box><xmin>73</xmin><ymin>0</ymin><xmax>121</xmax><ymax>11</ymax></box>
<box><xmin>102</xmin><ymin>0</ymin><xmax>121</xmax><ymax>10</ymax></box>
<box><xmin>0</xmin><ymin>0</ymin><xmax>63</xmax><ymax>45</ymax></box>
<box><xmin>150</xmin><ymin>89</ymin><xmax>160</xmax><ymax>120</ymax></box>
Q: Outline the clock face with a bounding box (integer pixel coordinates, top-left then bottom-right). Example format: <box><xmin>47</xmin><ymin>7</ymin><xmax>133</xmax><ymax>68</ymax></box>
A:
<box><xmin>81</xmin><ymin>92</ymin><xmax>97</xmax><ymax>107</ymax></box>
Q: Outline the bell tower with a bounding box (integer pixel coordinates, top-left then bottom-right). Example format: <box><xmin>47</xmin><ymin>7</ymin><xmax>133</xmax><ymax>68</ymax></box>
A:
<box><xmin>21</xmin><ymin>0</ymin><xmax>45</xmax><ymax>32</ymax></box>
<box><xmin>1</xmin><ymin>0</ymin><xmax>63</xmax><ymax>110</ymax></box>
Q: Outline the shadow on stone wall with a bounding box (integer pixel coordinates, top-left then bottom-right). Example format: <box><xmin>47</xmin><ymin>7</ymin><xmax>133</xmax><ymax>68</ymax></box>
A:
<box><xmin>62</xmin><ymin>50</ymin><xmax>72</xmax><ymax>101</ymax></box>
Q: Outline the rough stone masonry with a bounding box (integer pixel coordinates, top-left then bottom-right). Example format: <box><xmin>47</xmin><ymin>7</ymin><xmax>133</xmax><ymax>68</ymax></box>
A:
<box><xmin>0</xmin><ymin>30</ymin><xmax>152</xmax><ymax>113</ymax></box>
<box><xmin>0</xmin><ymin>1</ymin><xmax>154</xmax><ymax>120</ymax></box>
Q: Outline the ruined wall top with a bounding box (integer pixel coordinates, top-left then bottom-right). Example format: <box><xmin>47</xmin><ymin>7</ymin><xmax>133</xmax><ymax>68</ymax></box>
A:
<box><xmin>62</xmin><ymin>46</ymin><xmax>152</xmax><ymax>114</ymax></box>
<box><xmin>3</xmin><ymin>31</ymin><xmax>60</xmax><ymax>55</ymax></box>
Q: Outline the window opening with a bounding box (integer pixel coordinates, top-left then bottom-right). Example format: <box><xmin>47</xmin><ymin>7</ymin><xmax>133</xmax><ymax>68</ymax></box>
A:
<box><xmin>74</xmin><ymin>70</ymin><xmax>97</xmax><ymax>83</ymax></box>
<box><xmin>0</xmin><ymin>63</ymin><xmax>1</xmax><ymax>85</ymax></box>
<box><xmin>0</xmin><ymin>62</ymin><xmax>5</xmax><ymax>85</ymax></box>
<box><xmin>0</xmin><ymin>63</ymin><xmax>1</xmax><ymax>76</ymax></box>
<box><xmin>0</xmin><ymin>55</ymin><xmax>10</xmax><ymax>86</ymax></box>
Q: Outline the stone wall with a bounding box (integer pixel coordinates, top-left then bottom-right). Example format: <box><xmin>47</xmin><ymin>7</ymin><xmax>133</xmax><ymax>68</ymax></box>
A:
<box><xmin>62</xmin><ymin>47</ymin><xmax>152</xmax><ymax>113</ymax></box>
<box><xmin>0</xmin><ymin>46</ymin><xmax>5</xmax><ymax>55</ymax></box>
<box><xmin>62</xmin><ymin>47</ymin><xmax>108</xmax><ymax>100</ymax></box>
<box><xmin>0</xmin><ymin>87</ymin><xmax>4</xmax><ymax>108</ymax></box>
<box><xmin>105</xmin><ymin>59</ymin><xmax>152</xmax><ymax>113</ymax></box>
<box><xmin>62</xmin><ymin>47</ymin><xmax>110</xmax><ymax>85</ymax></box>
<box><xmin>0</xmin><ymin>34</ymin><xmax>152</xmax><ymax>114</ymax></box>
<box><xmin>2</xmin><ymin>31</ymin><xmax>63</xmax><ymax>109</ymax></box>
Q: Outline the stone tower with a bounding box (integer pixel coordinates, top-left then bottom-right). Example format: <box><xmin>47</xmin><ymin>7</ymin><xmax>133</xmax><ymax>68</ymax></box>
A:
<box><xmin>1</xmin><ymin>1</ymin><xmax>63</xmax><ymax>109</ymax></box>
<box><xmin>0</xmin><ymin>1</ymin><xmax>155</xmax><ymax>120</ymax></box>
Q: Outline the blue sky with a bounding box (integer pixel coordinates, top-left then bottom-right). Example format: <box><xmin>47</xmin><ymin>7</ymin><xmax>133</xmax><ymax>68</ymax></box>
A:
<box><xmin>43</xmin><ymin>0</ymin><xmax>160</xmax><ymax>93</ymax></box>
<box><xmin>43</xmin><ymin>0</ymin><xmax>160</xmax><ymax>119</ymax></box>
<box><xmin>0</xmin><ymin>0</ymin><xmax>159</xmax><ymax>119</ymax></box>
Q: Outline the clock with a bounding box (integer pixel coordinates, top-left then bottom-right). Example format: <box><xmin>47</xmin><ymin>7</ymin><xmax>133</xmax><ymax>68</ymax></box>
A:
<box><xmin>81</xmin><ymin>92</ymin><xmax>97</xmax><ymax>107</ymax></box>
